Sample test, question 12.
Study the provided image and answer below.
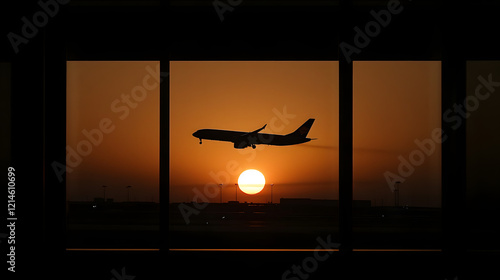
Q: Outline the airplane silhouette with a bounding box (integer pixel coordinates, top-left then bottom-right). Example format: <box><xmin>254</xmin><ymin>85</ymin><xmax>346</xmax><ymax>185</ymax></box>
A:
<box><xmin>192</xmin><ymin>119</ymin><xmax>316</xmax><ymax>149</ymax></box>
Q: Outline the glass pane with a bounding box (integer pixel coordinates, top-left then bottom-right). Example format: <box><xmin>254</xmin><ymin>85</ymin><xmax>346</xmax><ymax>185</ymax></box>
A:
<box><xmin>169</xmin><ymin>61</ymin><xmax>339</xmax><ymax>249</ymax></box>
<box><xmin>66</xmin><ymin>61</ymin><xmax>160</xmax><ymax>249</ymax></box>
<box><xmin>353</xmin><ymin>61</ymin><xmax>442</xmax><ymax>249</ymax></box>
<box><xmin>466</xmin><ymin>61</ymin><xmax>500</xmax><ymax>251</ymax></box>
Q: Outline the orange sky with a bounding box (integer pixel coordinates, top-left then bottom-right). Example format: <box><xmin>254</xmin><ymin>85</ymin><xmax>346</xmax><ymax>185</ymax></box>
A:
<box><xmin>66</xmin><ymin>61</ymin><xmax>159</xmax><ymax>202</ymax></box>
<box><xmin>170</xmin><ymin>61</ymin><xmax>441</xmax><ymax>206</ymax></box>
<box><xmin>65</xmin><ymin>60</ymin><xmax>441</xmax><ymax>206</ymax></box>
<box><xmin>354</xmin><ymin>61</ymin><xmax>441</xmax><ymax>207</ymax></box>
<box><xmin>170</xmin><ymin>61</ymin><xmax>339</xmax><ymax>203</ymax></box>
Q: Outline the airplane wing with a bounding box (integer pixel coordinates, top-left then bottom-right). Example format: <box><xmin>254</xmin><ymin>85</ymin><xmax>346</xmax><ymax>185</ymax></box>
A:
<box><xmin>238</xmin><ymin>124</ymin><xmax>266</xmax><ymax>138</ymax></box>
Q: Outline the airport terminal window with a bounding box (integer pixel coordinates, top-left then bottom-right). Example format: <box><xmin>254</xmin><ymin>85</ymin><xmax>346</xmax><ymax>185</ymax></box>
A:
<box><xmin>466</xmin><ymin>61</ymin><xmax>500</xmax><ymax>251</ymax></box>
<box><xmin>66</xmin><ymin>61</ymin><xmax>160</xmax><ymax>249</ymax></box>
<box><xmin>60</xmin><ymin>59</ymin><xmax>484</xmax><ymax>252</ymax></box>
<box><xmin>353</xmin><ymin>61</ymin><xmax>442</xmax><ymax>249</ymax></box>
<box><xmin>169</xmin><ymin>61</ymin><xmax>339</xmax><ymax>249</ymax></box>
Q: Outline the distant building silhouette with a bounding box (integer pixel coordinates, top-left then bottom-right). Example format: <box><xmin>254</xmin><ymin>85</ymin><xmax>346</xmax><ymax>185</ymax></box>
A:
<box><xmin>280</xmin><ymin>198</ymin><xmax>371</xmax><ymax>207</ymax></box>
<box><xmin>93</xmin><ymin>197</ymin><xmax>114</xmax><ymax>204</ymax></box>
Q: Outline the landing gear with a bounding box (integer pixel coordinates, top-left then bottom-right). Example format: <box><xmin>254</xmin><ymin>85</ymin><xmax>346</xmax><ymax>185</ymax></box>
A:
<box><xmin>251</xmin><ymin>144</ymin><xmax>256</xmax><ymax>149</ymax></box>
<box><xmin>199</xmin><ymin>139</ymin><xmax>202</xmax><ymax>144</ymax></box>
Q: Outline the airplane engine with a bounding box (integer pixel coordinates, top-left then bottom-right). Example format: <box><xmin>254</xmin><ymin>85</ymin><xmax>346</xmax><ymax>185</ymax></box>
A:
<box><xmin>233</xmin><ymin>141</ymin><xmax>248</xmax><ymax>149</ymax></box>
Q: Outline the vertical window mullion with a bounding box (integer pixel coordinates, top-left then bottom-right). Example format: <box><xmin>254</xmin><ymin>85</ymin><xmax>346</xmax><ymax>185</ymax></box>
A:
<box><xmin>339</xmin><ymin>0</ymin><xmax>354</xmax><ymax>253</ymax></box>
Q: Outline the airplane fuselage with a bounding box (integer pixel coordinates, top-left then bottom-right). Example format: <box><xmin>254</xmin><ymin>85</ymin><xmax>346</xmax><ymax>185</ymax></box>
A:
<box><xmin>192</xmin><ymin>119</ymin><xmax>316</xmax><ymax>149</ymax></box>
<box><xmin>192</xmin><ymin>129</ymin><xmax>311</xmax><ymax>148</ymax></box>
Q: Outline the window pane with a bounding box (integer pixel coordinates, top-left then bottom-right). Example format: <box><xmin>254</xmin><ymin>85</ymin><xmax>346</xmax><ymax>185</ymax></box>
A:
<box><xmin>466</xmin><ymin>61</ymin><xmax>500</xmax><ymax>251</ymax></box>
<box><xmin>353</xmin><ymin>61</ymin><xmax>442</xmax><ymax>249</ymax></box>
<box><xmin>66</xmin><ymin>61</ymin><xmax>160</xmax><ymax>249</ymax></box>
<box><xmin>169</xmin><ymin>61</ymin><xmax>339</xmax><ymax>249</ymax></box>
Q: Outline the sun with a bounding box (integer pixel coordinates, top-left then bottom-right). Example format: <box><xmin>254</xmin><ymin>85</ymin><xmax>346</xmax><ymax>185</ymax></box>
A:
<box><xmin>238</xmin><ymin>169</ymin><xmax>266</xmax><ymax>195</ymax></box>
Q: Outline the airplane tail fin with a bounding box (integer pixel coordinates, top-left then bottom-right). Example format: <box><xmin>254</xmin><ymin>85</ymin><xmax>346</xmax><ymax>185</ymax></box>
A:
<box><xmin>289</xmin><ymin>118</ymin><xmax>315</xmax><ymax>138</ymax></box>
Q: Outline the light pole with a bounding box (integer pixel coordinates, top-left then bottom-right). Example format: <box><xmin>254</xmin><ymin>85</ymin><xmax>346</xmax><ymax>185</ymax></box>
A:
<box><xmin>219</xmin><ymin>183</ymin><xmax>223</xmax><ymax>203</ymax></box>
<box><xmin>102</xmin><ymin>185</ymin><xmax>107</xmax><ymax>202</ymax></box>
<box><xmin>271</xmin><ymin>183</ymin><xmax>274</xmax><ymax>204</ymax></box>
<box><xmin>394</xmin><ymin>181</ymin><xmax>401</xmax><ymax>207</ymax></box>
<box><xmin>126</xmin><ymin>185</ymin><xmax>132</xmax><ymax>202</ymax></box>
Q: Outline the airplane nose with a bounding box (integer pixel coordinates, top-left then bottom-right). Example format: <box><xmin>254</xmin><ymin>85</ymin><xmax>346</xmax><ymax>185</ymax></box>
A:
<box><xmin>192</xmin><ymin>131</ymin><xmax>199</xmax><ymax>137</ymax></box>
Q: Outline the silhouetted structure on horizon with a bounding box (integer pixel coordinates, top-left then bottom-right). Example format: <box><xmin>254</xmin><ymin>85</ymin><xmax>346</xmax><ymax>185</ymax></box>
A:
<box><xmin>280</xmin><ymin>198</ymin><xmax>371</xmax><ymax>207</ymax></box>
